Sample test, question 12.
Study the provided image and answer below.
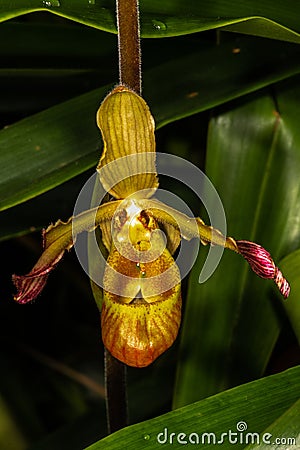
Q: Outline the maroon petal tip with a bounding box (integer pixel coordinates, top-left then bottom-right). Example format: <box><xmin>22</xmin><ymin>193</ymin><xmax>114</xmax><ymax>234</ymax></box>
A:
<box><xmin>237</xmin><ymin>240</ymin><xmax>290</xmax><ymax>299</ymax></box>
<box><xmin>12</xmin><ymin>273</ymin><xmax>49</xmax><ymax>304</ymax></box>
<box><xmin>274</xmin><ymin>268</ymin><xmax>290</xmax><ymax>299</ymax></box>
<box><xmin>237</xmin><ymin>240</ymin><xmax>275</xmax><ymax>278</ymax></box>
<box><xmin>12</xmin><ymin>249</ymin><xmax>65</xmax><ymax>304</ymax></box>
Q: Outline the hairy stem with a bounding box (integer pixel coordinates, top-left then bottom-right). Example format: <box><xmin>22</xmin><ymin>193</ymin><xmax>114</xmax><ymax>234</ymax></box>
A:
<box><xmin>116</xmin><ymin>0</ymin><xmax>141</xmax><ymax>94</ymax></box>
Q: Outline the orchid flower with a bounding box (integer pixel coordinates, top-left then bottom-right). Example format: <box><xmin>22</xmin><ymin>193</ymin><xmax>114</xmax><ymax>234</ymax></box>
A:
<box><xmin>13</xmin><ymin>85</ymin><xmax>290</xmax><ymax>368</ymax></box>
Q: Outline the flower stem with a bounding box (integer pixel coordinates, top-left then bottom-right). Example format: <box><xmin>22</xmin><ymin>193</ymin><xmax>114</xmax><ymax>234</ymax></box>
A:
<box><xmin>116</xmin><ymin>0</ymin><xmax>141</xmax><ymax>94</ymax></box>
<box><xmin>105</xmin><ymin>349</ymin><xmax>129</xmax><ymax>433</ymax></box>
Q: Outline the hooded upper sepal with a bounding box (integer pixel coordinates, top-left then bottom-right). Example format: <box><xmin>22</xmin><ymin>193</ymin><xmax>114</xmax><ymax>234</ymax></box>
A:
<box><xmin>96</xmin><ymin>85</ymin><xmax>159</xmax><ymax>199</ymax></box>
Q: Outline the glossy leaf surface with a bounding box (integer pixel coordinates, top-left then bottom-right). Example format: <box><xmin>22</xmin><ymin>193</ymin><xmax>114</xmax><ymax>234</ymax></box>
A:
<box><xmin>279</xmin><ymin>249</ymin><xmax>300</xmax><ymax>346</ymax></box>
<box><xmin>1</xmin><ymin>0</ymin><xmax>300</xmax><ymax>43</ymax></box>
<box><xmin>174</xmin><ymin>81</ymin><xmax>300</xmax><ymax>407</ymax></box>
<box><xmin>85</xmin><ymin>366</ymin><xmax>300</xmax><ymax>450</ymax></box>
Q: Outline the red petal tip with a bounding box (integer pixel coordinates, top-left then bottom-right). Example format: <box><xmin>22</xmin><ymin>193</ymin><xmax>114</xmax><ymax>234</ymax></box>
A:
<box><xmin>12</xmin><ymin>273</ymin><xmax>49</xmax><ymax>304</ymax></box>
<box><xmin>237</xmin><ymin>240</ymin><xmax>290</xmax><ymax>299</ymax></box>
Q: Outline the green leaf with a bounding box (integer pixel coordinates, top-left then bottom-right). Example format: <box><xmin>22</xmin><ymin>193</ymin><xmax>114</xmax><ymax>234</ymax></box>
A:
<box><xmin>2</xmin><ymin>32</ymin><xmax>300</xmax><ymax>215</ymax></box>
<box><xmin>84</xmin><ymin>366</ymin><xmax>300</xmax><ymax>449</ymax></box>
<box><xmin>0</xmin><ymin>87</ymin><xmax>104</xmax><ymax>212</ymax></box>
<box><xmin>0</xmin><ymin>175</ymin><xmax>85</xmax><ymax>241</ymax></box>
<box><xmin>0</xmin><ymin>21</ymin><xmax>116</xmax><ymax>65</ymax></box>
<box><xmin>2</xmin><ymin>0</ymin><xmax>300</xmax><ymax>43</ymax></box>
<box><xmin>0</xmin><ymin>21</ymin><xmax>117</xmax><ymax>116</ymax></box>
<box><xmin>174</xmin><ymin>81</ymin><xmax>300</xmax><ymax>407</ymax></box>
<box><xmin>278</xmin><ymin>249</ymin><xmax>300</xmax><ymax>346</ymax></box>
<box><xmin>0</xmin><ymin>394</ymin><xmax>28</xmax><ymax>450</ymax></box>
<box><xmin>244</xmin><ymin>398</ymin><xmax>300</xmax><ymax>449</ymax></box>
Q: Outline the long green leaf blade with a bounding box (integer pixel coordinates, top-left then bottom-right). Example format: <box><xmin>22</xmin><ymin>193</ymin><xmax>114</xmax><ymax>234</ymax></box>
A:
<box><xmin>244</xmin><ymin>399</ymin><xmax>300</xmax><ymax>449</ymax></box>
<box><xmin>2</xmin><ymin>1</ymin><xmax>300</xmax><ymax>43</ymax></box>
<box><xmin>278</xmin><ymin>249</ymin><xmax>300</xmax><ymax>346</ymax></box>
<box><xmin>84</xmin><ymin>366</ymin><xmax>300</xmax><ymax>450</ymax></box>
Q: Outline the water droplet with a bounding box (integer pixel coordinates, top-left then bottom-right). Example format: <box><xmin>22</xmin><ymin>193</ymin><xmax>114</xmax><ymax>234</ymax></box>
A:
<box><xmin>88</xmin><ymin>0</ymin><xmax>96</xmax><ymax>4</ymax></box>
<box><xmin>42</xmin><ymin>0</ymin><xmax>60</xmax><ymax>6</ymax></box>
<box><xmin>152</xmin><ymin>20</ymin><xmax>167</xmax><ymax>31</ymax></box>
<box><xmin>144</xmin><ymin>434</ymin><xmax>150</xmax><ymax>441</ymax></box>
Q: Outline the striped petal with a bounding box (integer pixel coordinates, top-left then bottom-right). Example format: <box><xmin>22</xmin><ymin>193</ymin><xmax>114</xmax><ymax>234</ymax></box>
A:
<box><xmin>96</xmin><ymin>85</ymin><xmax>158</xmax><ymax>199</ymax></box>
<box><xmin>12</xmin><ymin>202</ymin><xmax>120</xmax><ymax>304</ymax></box>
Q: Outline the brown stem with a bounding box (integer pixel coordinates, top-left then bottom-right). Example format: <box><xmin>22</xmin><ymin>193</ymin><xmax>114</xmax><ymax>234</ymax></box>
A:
<box><xmin>116</xmin><ymin>0</ymin><xmax>141</xmax><ymax>94</ymax></box>
<box><xmin>105</xmin><ymin>349</ymin><xmax>129</xmax><ymax>433</ymax></box>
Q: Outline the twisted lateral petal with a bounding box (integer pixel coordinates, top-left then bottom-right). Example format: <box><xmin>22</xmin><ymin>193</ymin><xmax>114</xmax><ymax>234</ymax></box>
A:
<box><xmin>12</xmin><ymin>219</ymin><xmax>72</xmax><ymax>304</ymax></box>
<box><xmin>237</xmin><ymin>240</ymin><xmax>290</xmax><ymax>298</ymax></box>
<box><xmin>139</xmin><ymin>198</ymin><xmax>238</xmax><ymax>252</ymax></box>
<box><xmin>12</xmin><ymin>252</ymin><xmax>64</xmax><ymax>304</ymax></box>
<box><xmin>12</xmin><ymin>201</ymin><xmax>120</xmax><ymax>304</ymax></box>
<box><xmin>137</xmin><ymin>199</ymin><xmax>290</xmax><ymax>299</ymax></box>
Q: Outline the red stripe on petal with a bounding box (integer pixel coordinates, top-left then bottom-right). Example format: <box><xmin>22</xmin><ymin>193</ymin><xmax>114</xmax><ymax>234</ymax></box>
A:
<box><xmin>12</xmin><ymin>250</ymin><xmax>64</xmax><ymax>304</ymax></box>
<box><xmin>274</xmin><ymin>268</ymin><xmax>290</xmax><ymax>299</ymax></box>
<box><xmin>237</xmin><ymin>240</ymin><xmax>290</xmax><ymax>299</ymax></box>
<box><xmin>237</xmin><ymin>240</ymin><xmax>275</xmax><ymax>279</ymax></box>
<box><xmin>12</xmin><ymin>273</ymin><xmax>49</xmax><ymax>304</ymax></box>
